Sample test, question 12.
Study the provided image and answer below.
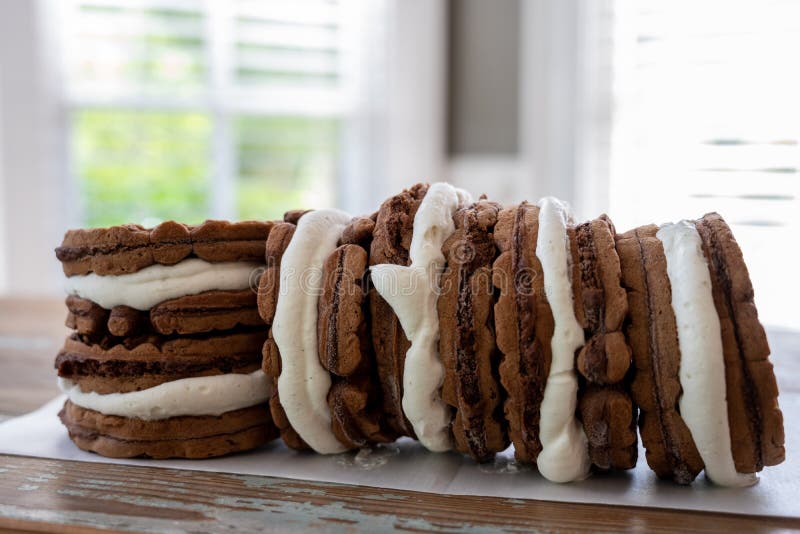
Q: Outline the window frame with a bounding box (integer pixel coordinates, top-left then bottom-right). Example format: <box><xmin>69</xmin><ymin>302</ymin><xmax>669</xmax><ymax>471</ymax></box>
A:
<box><xmin>0</xmin><ymin>0</ymin><xmax>449</xmax><ymax>294</ymax></box>
<box><xmin>58</xmin><ymin>0</ymin><xmax>354</xmax><ymax>224</ymax></box>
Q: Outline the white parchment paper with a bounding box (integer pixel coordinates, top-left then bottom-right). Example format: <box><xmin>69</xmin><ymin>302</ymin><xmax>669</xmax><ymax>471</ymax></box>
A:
<box><xmin>1</xmin><ymin>394</ymin><xmax>797</xmax><ymax>518</ymax></box>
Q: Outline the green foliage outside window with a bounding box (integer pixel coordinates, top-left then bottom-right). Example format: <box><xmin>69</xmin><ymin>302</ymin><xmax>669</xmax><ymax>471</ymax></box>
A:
<box><xmin>74</xmin><ymin>110</ymin><xmax>338</xmax><ymax>227</ymax></box>
<box><xmin>74</xmin><ymin>110</ymin><xmax>212</xmax><ymax>227</ymax></box>
<box><xmin>71</xmin><ymin>3</ymin><xmax>340</xmax><ymax>228</ymax></box>
<box><xmin>235</xmin><ymin>116</ymin><xmax>338</xmax><ymax>220</ymax></box>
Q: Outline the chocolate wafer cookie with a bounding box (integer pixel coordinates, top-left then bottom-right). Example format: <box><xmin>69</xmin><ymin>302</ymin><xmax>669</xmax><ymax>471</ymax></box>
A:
<box><xmin>257</xmin><ymin>221</ymin><xmax>309</xmax><ymax>450</ymax></box>
<box><xmin>66</xmin><ymin>290</ymin><xmax>262</xmax><ymax>339</ymax></box>
<box><xmin>56</xmin><ymin>330</ymin><xmax>266</xmax><ymax>394</ymax></box>
<box><xmin>50</xmin><ymin>182</ymin><xmax>788</xmax><ymax>482</ymax></box>
<box><xmin>56</xmin><ymin>220</ymin><xmax>273</xmax><ymax>277</ymax></box>
<box><xmin>616</xmin><ymin>225</ymin><xmax>704</xmax><ymax>483</ymax></box>
<box><xmin>55</xmin><ymin>329</ymin><xmax>273</xmax><ymax>459</ymax></box>
<box><xmin>492</xmin><ymin>202</ymin><xmax>553</xmax><ymax>464</ymax></box>
<box><xmin>694</xmin><ymin>213</ymin><xmax>784</xmax><ymax>472</ymax></box>
<box><xmin>60</xmin><ymin>401</ymin><xmax>277</xmax><ymax>459</ymax></box>
<box><xmin>438</xmin><ymin>200</ymin><xmax>508</xmax><ymax>462</ymax></box>
<box><xmin>368</xmin><ymin>183</ymin><xmax>429</xmax><ymax>438</ymax></box>
<box><xmin>572</xmin><ymin>215</ymin><xmax>637</xmax><ymax>470</ymax></box>
<box><xmin>318</xmin><ymin>215</ymin><xmax>397</xmax><ymax>449</ymax></box>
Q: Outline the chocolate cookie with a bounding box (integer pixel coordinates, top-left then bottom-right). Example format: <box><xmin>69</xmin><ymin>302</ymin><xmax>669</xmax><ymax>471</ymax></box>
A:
<box><xmin>571</xmin><ymin>215</ymin><xmax>637</xmax><ymax>470</ymax></box>
<box><xmin>492</xmin><ymin>202</ymin><xmax>553</xmax><ymax>464</ymax></box>
<box><xmin>65</xmin><ymin>290</ymin><xmax>262</xmax><ymax>339</ymax></box>
<box><xmin>694</xmin><ymin>213</ymin><xmax>784</xmax><ymax>472</ymax></box>
<box><xmin>56</xmin><ymin>219</ymin><xmax>273</xmax><ymax>276</ymax></box>
<box><xmin>60</xmin><ymin>401</ymin><xmax>278</xmax><ymax>459</ymax></box>
<box><xmin>283</xmin><ymin>209</ymin><xmax>313</xmax><ymax>225</ymax></box>
<box><xmin>318</xmin><ymin>216</ymin><xmax>398</xmax><ymax>449</ymax></box>
<box><xmin>55</xmin><ymin>331</ymin><xmax>266</xmax><ymax>394</ymax></box>
<box><xmin>438</xmin><ymin>200</ymin><xmax>508</xmax><ymax>462</ymax></box>
<box><xmin>257</xmin><ymin>222</ymin><xmax>309</xmax><ymax>450</ymax></box>
<box><xmin>368</xmin><ymin>183</ymin><xmax>429</xmax><ymax>438</ymax></box>
<box><xmin>616</xmin><ymin>225</ymin><xmax>704</xmax><ymax>484</ymax></box>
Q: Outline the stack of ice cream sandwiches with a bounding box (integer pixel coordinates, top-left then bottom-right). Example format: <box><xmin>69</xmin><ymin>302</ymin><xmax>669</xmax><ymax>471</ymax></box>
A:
<box><xmin>53</xmin><ymin>183</ymin><xmax>785</xmax><ymax>486</ymax></box>
<box><xmin>54</xmin><ymin>220</ymin><xmax>278</xmax><ymax>458</ymax></box>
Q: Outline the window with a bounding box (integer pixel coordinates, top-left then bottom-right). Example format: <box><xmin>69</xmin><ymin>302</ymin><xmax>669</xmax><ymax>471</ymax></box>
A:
<box><xmin>61</xmin><ymin>0</ymin><xmax>346</xmax><ymax>227</ymax></box>
<box><xmin>0</xmin><ymin>0</ymin><xmax>444</xmax><ymax>294</ymax></box>
<box><xmin>609</xmin><ymin>0</ymin><xmax>800</xmax><ymax>329</ymax></box>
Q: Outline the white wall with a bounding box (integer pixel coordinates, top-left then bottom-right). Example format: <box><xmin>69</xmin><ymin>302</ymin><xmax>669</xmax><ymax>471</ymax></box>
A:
<box><xmin>383</xmin><ymin>0</ymin><xmax>448</xmax><ymax>197</ymax></box>
<box><xmin>0</xmin><ymin>0</ymin><xmax>67</xmax><ymax>295</ymax></box>
<box><xmin>339</xmin><ymin>0</ymin><xmax>449</xmax><ymax>215</ymax></box>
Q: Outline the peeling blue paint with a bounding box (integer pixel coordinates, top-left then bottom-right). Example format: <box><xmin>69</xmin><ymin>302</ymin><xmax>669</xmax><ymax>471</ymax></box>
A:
<box><xmin>1</xmin><ymin>458</ymin><xmax>531</xmax><ymax>533</ymax></box>
<box><xmin>80</xmin><ymin>478</ymin><xmax>124</xmax><ymax>486</ymax></box>
<box><xmin>26</xmin><ymin>472</ymin><xmax>58</xmax><ymax>483</ymax></box>
<box><xmin>57</xmin><ymin>488</ymin><xmax>89</xmax><ymax>497</ymax></box>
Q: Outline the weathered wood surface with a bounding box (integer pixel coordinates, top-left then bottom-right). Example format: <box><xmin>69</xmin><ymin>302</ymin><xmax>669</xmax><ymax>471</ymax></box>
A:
<box><xmin>3</xmin><ymin>455</ymin><xmax>800</xmax><ymax>533</ymax></box>
<box><xmin>0</xmin><ymin>297</ymin><xmax>64</xmax><ymax>416</ymax></box>
<box><xmin>1</xmin><ymin>297</ymin><xmax>799</xmax><ymax>533</ymax></box>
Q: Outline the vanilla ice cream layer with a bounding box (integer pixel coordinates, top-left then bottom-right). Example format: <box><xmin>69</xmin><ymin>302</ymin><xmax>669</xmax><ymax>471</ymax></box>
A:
<box><xmin>534</xmin><ymin>197</ymin><xmax>591</xmax><ymax>483</ymax></box>
<box><xmin>58</xmin><ymin>370</ymin><xmax>271</xmax><ymax>420</ymax></box>
<box><xmin>64</xmin><ymin>258</ymin><xmax>261</xmax><ymax>310</ymax></box>
<box><xmin>273</xmin><ymin>209</ymin><xmax>351</xmax><ymax>454</ymax></box>
<box><xmin>371</xmin><ymin>182</ymin><xmax>472</xmax><ymax>452</ymax></box>
<box><xmin>657</xmin><ymin>221</ymin><xmax>757</xmax><ymax>487</ymax></box>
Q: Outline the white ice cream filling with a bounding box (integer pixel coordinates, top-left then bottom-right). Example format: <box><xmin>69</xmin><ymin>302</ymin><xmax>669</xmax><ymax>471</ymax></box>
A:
<box><xmin>273</xmin><ymin>208</ymin><xmax>352</xmax><ymax>454</ymax></box>
<box><xmin>64</xmin><ymin>258</ymin><xmax>261</xmax><ymax>310</ymax></box>
<box><xmin>534</xmin><ymin>197</ymin><xmax>591</xmax><ymax>483</ymax></box>
<box><xmin>59</xmin><ymin>370</ymin><xmax>271</xmax><ymax>420</ymax></box>
<box><xmin>657</xmin><ymin>220</ymin><xmax>757</xmax><ymax>487</ymax></box>
<box><xmin>371</xmin><ymin>182</ymin><xmax>471</xmax><ymax>453</ymax></box>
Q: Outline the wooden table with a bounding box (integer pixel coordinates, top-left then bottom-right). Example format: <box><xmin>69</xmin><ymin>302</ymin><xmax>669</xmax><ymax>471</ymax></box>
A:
<box><xmin>1</xmin><ymin>297</ymin><xmax>798</xmax><ymax>533</ymax></box>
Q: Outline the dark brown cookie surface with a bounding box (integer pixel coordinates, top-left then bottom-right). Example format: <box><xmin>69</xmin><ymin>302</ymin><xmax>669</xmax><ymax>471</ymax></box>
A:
<box><xmin>341</xmin><ymin>214</ymin><xmax>376</xmax><ymax>250</ymax></box>
<box><xmin>60</xmin><ymin>401</ymin><xmax>277</xmax><ymax>459</ymax></box>
<box><xmin>616</xmin><ymin>225</ymin><xmax>703</xmax><ymax>484</ymax></box>
<box><xmin>438</xmin><ymin>200</ymin><xmax>507</xmax><ymax>462</ymax></box>
<box><xmin>318</xmin><ymin>244</ymin><xmax>370</xmax><ymax>378</ymax></box>
<box><xmin>257</xmin><ymin>223</ymin><xmax>296</xmax><ymax>324</ymax></box>
<box><xmin>695</xmin><ymin>213</ymin><xmax>784</xmax><ymax>472</ymax></box>
<box><xmin>578</xmin><ymin>386</ymin><xmax>638</xmax><ymax>470</ymax></box>
<box><xmin>283</xmin><ymin>209</ymin><xmax>312</xmax><ymax>224</ymax></box>
<box><xmin>66</xmin><ymin>290</ymin><xmax>262</xmax><ymax>339</ymax></box>
<box><xmin>368</xmin><ymin>183</ymin><xmax>429</xmax><ymax>438</ymax></box>
<box><xmin>55</xmin><ymin>331</ymin><xmax>265</xmax><ymax>394</ymax></box>
<box><xmin>318</xmin><ymin>227</ymin><xmax>397</xmax><ymax>449</ymax></box>
<box><xmin>56</xmin><ymin>220</ymin><xmax>273</xmax><ymax>276</ymax></box>
<box><xmin>492</xmin><ymin>202</ymin><xmax>553</xmax><ymax>464</ymax></box>
<box><xmin>572</xmin><ymin>216</ymin><xmax>637</xmax><ymax>470</ymax></box>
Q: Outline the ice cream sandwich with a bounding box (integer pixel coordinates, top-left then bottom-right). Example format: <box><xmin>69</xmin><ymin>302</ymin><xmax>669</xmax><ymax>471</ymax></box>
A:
<box><xmin>438</xmin><ymin>199</ymin><xmax>508</xmax><ymax>462</ymax></box>
<box><xmin>616</xmin><ymin>214</ymin><xmax>784</xmax><ymax>485</ymax></box>
<box><xmin>367</xmin><ymin>184</ymin><xmax>429</xmax><ymax>439</ymax></box>
<box><xmin>571</xmin><ymin>215</ymin><xmax>638</xmax><ymax>471</ymax></box>
<box><xmin>56</xmin><ymin>331</ymin><xmax>275</xmax><ymax>458</ymax></box>
<box><xmin>493</xmin><ymin>199</ymin><xmax>592</xmax><ymax>482</ymax></box>
<box><xmin>371</xmin><ymin>183</ymin><xmax>472</xmax><ymax>452</ymax></box>
<box><xmin>54</xmin><ymin>220</ymin><xmax>276</xmax><ymax>458</ymax></box>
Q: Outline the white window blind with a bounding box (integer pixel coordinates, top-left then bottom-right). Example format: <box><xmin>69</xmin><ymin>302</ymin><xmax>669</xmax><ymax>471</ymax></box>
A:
<box><xmin>609</xmin><ymin>0</ymin><xmax>800</xmax><ymax>330</ymax></box>
<box><xmin>58</xmin><ymin>0</ymin><xmax>350</xmax><ymax>227</ymax></box>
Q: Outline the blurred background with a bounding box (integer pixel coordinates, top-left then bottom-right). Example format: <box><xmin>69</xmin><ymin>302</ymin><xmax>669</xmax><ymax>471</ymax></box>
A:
<box><xmin>0</xmin><ymin>0</ymin><xmax>798</xmax><ymax>332</ymax></box>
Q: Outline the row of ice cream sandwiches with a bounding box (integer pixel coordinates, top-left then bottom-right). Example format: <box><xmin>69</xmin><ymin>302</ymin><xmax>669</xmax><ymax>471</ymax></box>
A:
<box><xmin>54</xmin><ymin>183</ymin><xmax>784</xmax><ymax>485</ymax></box>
